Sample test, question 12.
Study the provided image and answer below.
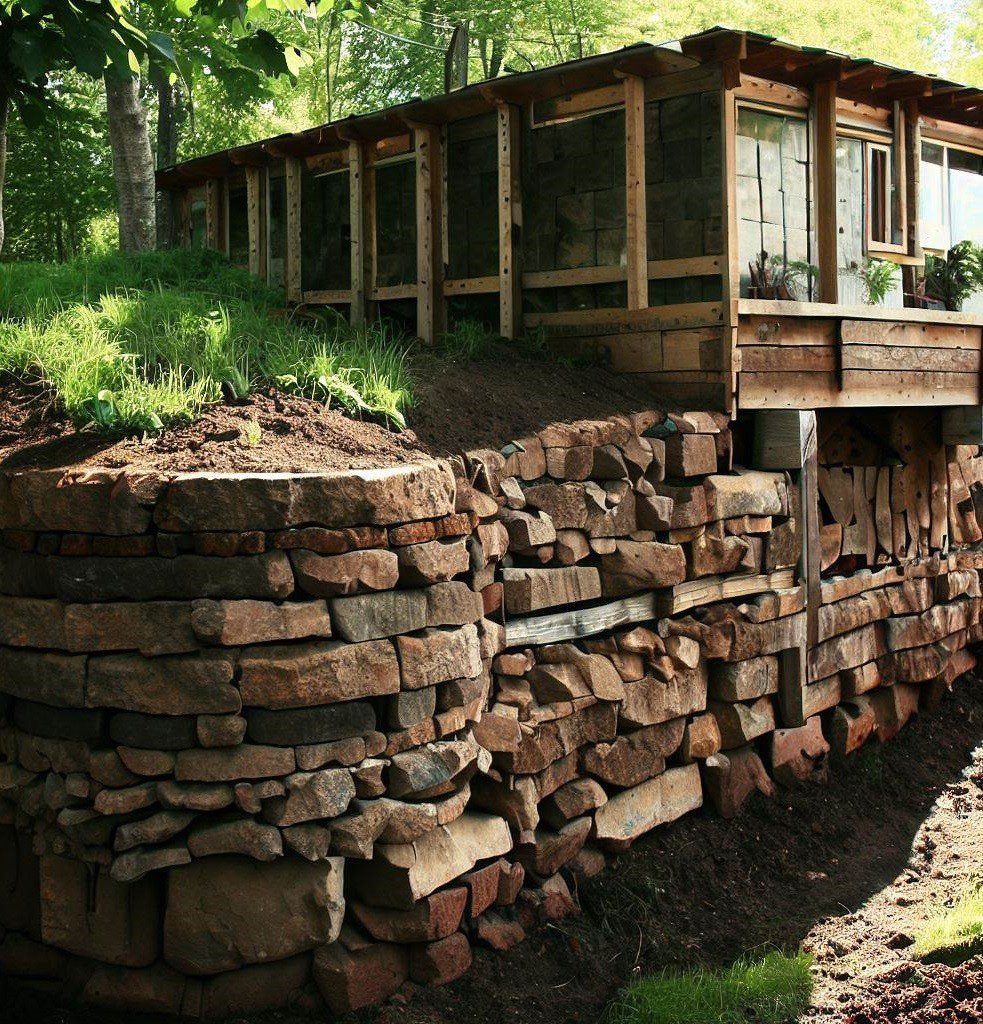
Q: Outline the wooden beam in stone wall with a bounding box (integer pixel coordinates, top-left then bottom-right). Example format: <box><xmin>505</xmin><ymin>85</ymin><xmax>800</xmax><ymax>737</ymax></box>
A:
<box><xmin>497</xmin><ymin>104</ymin><xmax>522</xmax><ymax>339</ymax></box>
<box><xmin>349</xmin><ymin>142</ymin><xmax>367</xmax><ymax>324</ymax></box>
<box><xmin>624</xmin><ymin>74</ymin><xmax>648</xmax><ymax>311</ymax></box>
<box><xmin>814</xmin><ymin>79</ymin><xmax>839</xmax><ymax>304</ymax></box>
<box><xmin>285</xmin><ymin>157</ymin><xmax>303</xmax><ymax>303</ymax></box>
<box><xmin>245</xmin><ymin>166</ymin><xmax>264</xmax><ymax>279</ymax></box>
<box><xmin>414</xmin><ymin>124</ymin><xmax>444</xmax><ymax>344</ymax></box>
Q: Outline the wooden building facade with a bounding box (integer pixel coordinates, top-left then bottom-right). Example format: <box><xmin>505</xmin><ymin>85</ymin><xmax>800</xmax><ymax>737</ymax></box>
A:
<box><xmin>157</xmin><ymin>27</ymin><xmax>983</xmax><ymax>415</ymax></box>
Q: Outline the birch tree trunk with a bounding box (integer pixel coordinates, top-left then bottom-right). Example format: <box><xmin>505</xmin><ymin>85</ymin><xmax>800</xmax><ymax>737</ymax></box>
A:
<box><xmin>104</xmin><ymin>72</ymin><xmax>156</xmax><ymax>252</ymax></box>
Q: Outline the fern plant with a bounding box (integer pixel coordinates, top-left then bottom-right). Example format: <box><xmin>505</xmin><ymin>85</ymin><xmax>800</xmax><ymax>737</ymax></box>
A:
<box><xmin>920</xmin><ymin>242</ymin><xmax>983</xmax><ymax>311</ymax></box>
<box><xmin>858</xmin><ymin>258</ymin><xmax>899</xmax><ymax>305</ymax></box>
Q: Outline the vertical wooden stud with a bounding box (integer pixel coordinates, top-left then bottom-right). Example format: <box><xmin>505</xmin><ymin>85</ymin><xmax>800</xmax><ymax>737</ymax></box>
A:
<box><xmin>624</xmin><ymin>74</ymin><xmax>648</xmax><ymax>311</ymax></box>
<box><xmin>285</xmin><ymin>157</ymin><xmax>303</xmax><ymax>303</ymax></box>
<box><xmin>415</xmin><ymin>125</ymin><xmax>444</xmax><ymax>345</ymax></box>
<box><xmin>720</xmin><ymin>68</ymin><xmax>740</xmax><ymax>414</ymax></box>
<box><xmin>349</xmin><ymin>141</ymin><xmax>366</xmax><ymax>324</ymax></box>
<box><xmin>245</xmin><ymin>166</ymin><xmax>264</xmax><ymax>279</ymax></box>
<box><xmin>800</xmin><ymin>417</ymin><xmax>821</xmax><ymax>654</ymax></box>
<box><xmin>497</xmin><ymin>103</ymin><xmax>522</xmax><ymax>339</ymax></box>
<box><xmin>205</xmin><ymin>178</ymin><xmax>222</xmax><ymax>252</ymax></box>
<box><xmin>902</xmin><ymin>98</ymin><xmax>922</xmax><ymax>303</ymax></box>
<box><xmin>813</xmin><ymin>78</ymin><xmax>839</xmax><ymax>304</ymax></box>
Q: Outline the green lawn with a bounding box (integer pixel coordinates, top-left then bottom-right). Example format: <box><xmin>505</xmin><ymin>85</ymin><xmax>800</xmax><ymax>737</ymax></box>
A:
<box><xmin>0</xmin><ymin>249</ymin><xmax>414</xmax><ymax>433</ymax></box>
<box><xmin>606</xmin><ymin>952</ymin><xmax>813</xmax><ymax>1024</ymax></box>
<box><xmin>914</xmin><ymin>885</ymin><xmax>983</xmax><ymax>965</ymax></box>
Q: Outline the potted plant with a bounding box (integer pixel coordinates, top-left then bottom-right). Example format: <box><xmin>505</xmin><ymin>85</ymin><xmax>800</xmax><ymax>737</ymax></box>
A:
<box><xmin>916</xmin><ymin>242</ymin><xmax>983</xmax><ymax>311</ymax></box>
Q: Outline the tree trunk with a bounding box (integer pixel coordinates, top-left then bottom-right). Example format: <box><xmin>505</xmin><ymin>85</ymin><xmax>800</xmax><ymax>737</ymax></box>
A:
<box><xmin>152</xmin><ymin>63</ymin><xmax>178</xmax><ymax>249</ymax></box>
<box><xmin>0</xmin><ymin>85</ymin><xmax>10</xmax><ymax>256</ymax></box>
<box><xmin>104</xmin><ymin>72</ymin><xmax>156</xmax><ymax>253</ymax></box>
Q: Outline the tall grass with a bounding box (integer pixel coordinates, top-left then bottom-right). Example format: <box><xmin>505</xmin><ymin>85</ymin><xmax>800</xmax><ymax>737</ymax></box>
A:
<box><xmin>914</xmin><ymin>886</ymin><xmax>983</xmax><ymax>965</ymax></box>
<box><xmin>0</xmin><ymin>249</ymin><xmax>414</xmax><ymax>433</ymax></box>
<box><xmin>606</xmin><ymin>952</ymin><xmax>813</xmax><ymax>1024</ymax></box>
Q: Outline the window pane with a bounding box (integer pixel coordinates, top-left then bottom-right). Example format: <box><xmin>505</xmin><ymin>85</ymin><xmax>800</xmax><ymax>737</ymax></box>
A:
<box><xmin>735</xmin><ymin>107</ymin><xmax>812</xmax><ymax>299</ymax></box>
<box><xmin>836</xmin><ymin>136</ymin><xmax>865</xmax><ymax>303</ymax></box>
<box><xmin>869</xmin><ymin>147</ymin><xmax>889</xmax><ymax>244</ymax></box>
<box><xmin>949</xmin><ymin>148</ymin><xmax>983</xmax><ymax>247</ymax></box>
<box><xmin>301</xmin><ymin>167</ymin><xmax>351</xmax><ymax>293</ymax></box>
<box><xmin>919</xmin><ymin>142</ymin><xmax>946</xmax><ymax>250</ymax></box>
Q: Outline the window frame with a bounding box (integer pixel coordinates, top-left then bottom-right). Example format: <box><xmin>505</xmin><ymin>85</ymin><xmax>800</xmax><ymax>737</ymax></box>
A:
<box><xmin>919</xmin><ymin>137</ymin><xmax>983</xmax><ymax>256</ymax></box>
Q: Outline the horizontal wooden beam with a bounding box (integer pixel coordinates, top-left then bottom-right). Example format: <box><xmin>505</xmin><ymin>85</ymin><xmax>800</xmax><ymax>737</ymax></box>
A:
<box><xmin>442</xmin><ymin>275</ymin><xmax>500</xmax><ymax>296</ymax></box>
<box><xmin>526</xmin><ymin>301</ymin><xmax>724</xmax><ymax>332</ymax></box>
<box><xmin>301</xmin><ymin>289</ymin><xmax>352</xmax><ymax>305</ymax></box>
<box><xmin>738</xmin><ymin>298</ymin><xmax>983</xmax><ymax>327</ymax></box>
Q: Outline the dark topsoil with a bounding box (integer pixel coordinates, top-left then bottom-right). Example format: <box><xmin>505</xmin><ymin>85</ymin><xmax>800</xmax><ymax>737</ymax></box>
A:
<box><xmin>0</xmin><ymin>350</ymin><xmax>667</xmax><ymax>474</ymax></box>
<box><xmin>6</xmin><ymin>682</ymin><xmax>982</xmax><ymax>1024</ymax></box>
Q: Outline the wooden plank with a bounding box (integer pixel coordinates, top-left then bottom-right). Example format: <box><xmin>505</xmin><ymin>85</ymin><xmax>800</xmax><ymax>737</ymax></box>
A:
<box><xmin>739</xmin><ymin>345</ymin><xmax>838</xmax><ymax>372</ymax></box>
<box><xmin>739</xmin><ymin>298</ymin><xmax>983</xmax><ymax>327</ymax></box>
<box><xmin>738</xmin><ymin>315</ymin><xmax>838</xmax><ymax>347</ymax></box>
<box><xmin>349</xmin><ymin>142</ymin><xmax>366</xmax><ymax>324</ymax></box>
<box><xmin>245</xmin><ymin>165</ymin><xmax>263</xmax><ymax>279</ymax></box>
<box><xmin>777</xmin><ymin>643</ymin><xmax>807</xmax><ymax>728</ymax></box>
<box><xmin>658</xmin><ymin>570</ymin><xmax>795</xmax><ymax>615</ymax></box>
<box><xmin>302</xmin><ymin>289</ymin><xmax>352</xmax><ymax>305</ymax></box>
<box><xmin>442</xmin><ymin>275</ymin><xmax>500</xmax><ymax>296</ymax></box>
<box><xmin>662</xmin><ymin>328</ymin><xmax>720</xmax><ymax>371</ymax></box>
<box><xmin>647</xmin><ymin>254</ymin><xmax>722</xmax><ymax>279</ymax></box>
<box><xmin>415</xmin><ymin>125</ymin><xmax>443</xmax><ymax>345</ymax></box>
<box><xmin>753</xmin><ymin>409</ymin><xmax>814</xmax><ymax>469</ymax></box>
<box><xmin>840</xmin><ymin>344</ymin><xmax>980</xmax><ymax>372</ymax></box>
<box><xmin>814</xmin><ymin>79</ymin><xmax>838</xmax><ymax>304</ymax></box>
<box><xmin>800</xmin><ymin>414</ymin><xmax>821</xmax><ymax>652</ymax></box>
<box><xmin>370</xmin><ymin>283</ymin><xmax>417</xmax><ymax>302</ymax></box>
<box><xmin>205</xmin><ymin>178</ymin><xmax>222</xmax><ymax>252</ymax></box>
<box><xmin>523</xmin><ymin>265</ymin><xmax>624</xmax><ymax>289</ymax></box>
<box><xmin>736</xmin><ymin>74</ymin><xmax>810</xmax><ymax>110</ymax></box>
<box><xmin>498</xmin><ymin>104</ymin><xmax>522</xmax><ymax>339</ymax></box>
<box><xmin>534</xmin><ymin>83</ymin><xmax>624</xmax><ymax>124</ymax></box>
<box><xmin>284</xmin><ymin>158</ymin><xmax>302</xmax><ymax>303</ymax></box>
<box><xmin>721</xmin><ymin>78</ymin><xmax>738</xmax><ymax>415</ymax></box>
<box><xmin>840</xmin><ymin>319</ymin><xmax>981</xmax><ymax>349</ymax></box>
<box><xmin>526</xmin><ymin>301</ymin><xmax>722</xmax><ymax>331</ymax></box>
<box><xmin>625</xmin><ymin>74</ymin><xmax>648</xmax><ymax>310</ymax></box>
<box><xmin>740</xmin><ymin>370</ymin><xmax>979</xmax><ymax>408</ymax></box>
<box><xmin>643</xmin><ymin>64</ymin><xmax>722</xmax><ymax>103</ymax></box>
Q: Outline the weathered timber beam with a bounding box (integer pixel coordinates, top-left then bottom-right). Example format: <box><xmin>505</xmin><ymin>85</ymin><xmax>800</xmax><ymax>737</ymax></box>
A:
<box><xmin>284</xmin><ymin>158</ymin><xmax>302</xmax><ymax>303</ymax></box>
<box><xmin>624</xmin><ymin>74</ymin><xmax>648</xmax><ymax>311</ymax></box>
<box><xmin>245</xmin><ymin>166</ymin><xmax>264</xmax><ymax>279</ymax></box>
<box><xmin>497</xmin><ymin>104</ymin><xmax>522</xmax><ymax>339</ymax></box>
<box><xmin>814</xmin><ymin>79</ymin><xmax>839</xmax><ymax>304</ymax></box>
<box><xmin>414</xmin><ymin>125</ymin><xmax>444</xmax><ymax>345</ymax></box>
<box><xmin>349</xmin><ymin>141</ymin><xmax>367</xmax><ymax>325</ymax></box>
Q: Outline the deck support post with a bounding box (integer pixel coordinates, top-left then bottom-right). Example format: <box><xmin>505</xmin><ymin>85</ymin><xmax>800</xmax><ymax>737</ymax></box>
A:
<box><xmin>245</xmin><ymin>166</ymin><xmax>264</xmax><ymax>279</ymax></box>
<box><xmin>205</xmin><ymin>178</ymin><xmax>223</xmax><ymax>253</ymax></box>
<box><xmin>349</xmin><ymin>141</ymin><xmax>367</xmax><ymax>325</ymax></box>
<box><xmin>497</xmin><ymin>104</ymin><xmax>522</xmax><ymax>339</ymax></box>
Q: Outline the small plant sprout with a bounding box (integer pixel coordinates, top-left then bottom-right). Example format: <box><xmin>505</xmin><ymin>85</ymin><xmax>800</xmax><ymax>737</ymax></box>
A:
<box><xmin>242</xmin><ymin>419</ymin><xmax>262</xmax><ymax>447</ymax></box>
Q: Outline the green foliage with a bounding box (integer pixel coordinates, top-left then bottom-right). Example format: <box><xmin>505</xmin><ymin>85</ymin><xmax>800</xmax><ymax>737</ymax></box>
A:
<box><xmin>922</xmin><ymin>242</ymin><xmax>983</xmax><ymax>311</ymax></box>
<box><xmin>439</xmin><ymin>319</ymin><xmax>500</xmax><ymax>361</ymax></box>
<box><xmin>914</xmin><ymin>886</ymin><xmax>983</xmax><ymax>965</ymax></box>
<box><xmin>859</xmin><ymin>258</ymin><xmax>900</xmax><ymax>305</ymax></box>
<box><xmin>0</xmin><ymin>249</ymin><xmax>414</xmax><ymax>434</ymax></box>
<box><xmin>606</xmin><ymin>951</ymin><xmax>814</xmax><ymax>1024</ymax></box>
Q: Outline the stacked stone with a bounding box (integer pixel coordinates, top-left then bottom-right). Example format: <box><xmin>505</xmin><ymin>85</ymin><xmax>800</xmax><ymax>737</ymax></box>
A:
<box><xmin>0</xmin><ymin>462</ymin><xmax>512</xmax><ymax>1015</ymax></box>
<box><xmin>462</xmin><ymin>410</ymin><xmax>797</xmax><ymax>875</ymax></box>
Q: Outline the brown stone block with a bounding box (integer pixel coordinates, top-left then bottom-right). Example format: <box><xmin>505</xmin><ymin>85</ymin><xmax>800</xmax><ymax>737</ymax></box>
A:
<box><xmin>665</xmin><ymin>433</ymin><xmax>717</xmax><ymax>478</ymax></box>
<box><xmin>175</xmin><ymin>744</ymin><xmax>295</xmax><ymax>783</ymax></box>
<box><xmin>409</xmin><ymin>930</ymin><xmax>472</xmax><ymax>987</ymax></box>
<box><xmin>350</xmin><ymin>885</ymin><xmax>467</xmax><ymax>943</ymax></box>
<box><xmin>329</xmin><ymin>589</ymin><xmax>428</xmax><ymax>642</ymax></box>
<box><xmin>40</xmin><ymin>854</ymin><xmax>161</xmax><ymax>966</ymax></box>
<box><xmin>702</xmin><ymin>744</ymin><xmax>775</xmax><ymax>818</ymax></box>
<box><xmin>187</xmin><ymin>818</ymin><xmax>283</xmax><ymax>861</ymax></box>
<box><xmin>290</xmin><ymin>547</ymin><xmax>398</xmax><ymax>597</ymax></box>
<box><xmin>191</xmin><ymin>598</ymin><xmax>331</xmax><ymax>646</ymax></box>
<box><xmin>262</xmin><ymin>767</ymin><xmax>355</xmax><ymax>826</ymax></box>
<box><xmin>397</xmin><ymin>537</ymin><xmax>470</xmax><ymax>585</ymax></box>
<box><xmin>599</xmin><ymin>540</ymin><xmax>686</xmax><ymax>597</ymax></box>
<box><xmin>64</xmin><ymin>600</ymin><xmax>197</xmax><ymax>656</ymax></box>
<box><xmin>0</xmin><ymin>647</ymin><xmax>86</xmax><ymax>707</ymax></box>
<box><xmin>200</xmin><ymin>953</ymin><xmax>310</xmax><ymax>1020</ymax></box>
<box><xmin>313</xmin><ymin>935</ymin><xmax>408</xmax><ymax>1014</ymax></box>
<box><xmin>502</xmin><ymin>565</ymin><xmax>601</xmax><ymax>613</ymax></box>
<box><xmin>771</xmin><ymin>716</ymin><xmax>829</xmax><ymax>785</ymax></box>
<box><xmin>594</xmin><ymin>764</ymin><xmax>703</xmax><ymax>850</ymax></box>
<box><xmin>0</xmin><ymin>595</ymin><xmax>67</xmax><ymax>648</ymax></box>
<box><xmin>164</xmin><ymin>855</ymin><xmax>345</xmax><ymax>975</ymax></box>
<box><xmin>396</xmin><ymin>624</ymin><xmax>481</xmax><ymax>689</ymax></box>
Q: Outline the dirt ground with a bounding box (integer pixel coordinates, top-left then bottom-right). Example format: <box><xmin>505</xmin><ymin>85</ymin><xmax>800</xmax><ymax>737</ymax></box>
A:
<box><xmin>8</xmin><ymin>680</ymin><xmax>980</xmax><ymax>1024</ymax></box>
<box><xmin>0</xmin><ymin>349</ymin><xmax>667</xmax><ymax>473</ymax></box>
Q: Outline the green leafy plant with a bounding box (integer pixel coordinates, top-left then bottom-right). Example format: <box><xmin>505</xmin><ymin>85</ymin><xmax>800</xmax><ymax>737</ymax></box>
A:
<box><xmin>858</xmin><ymin>257</ymin><xmax>900</xmax><ymax>305</ymax></box>
<box><xmin>919</xmin><ymin>242</ymin><xmax>983</xmax><ymax>311</ymax></box>
<box><xmin>914</xmin><ymin>886</ymin><xmax>983</xmax><ymax>965</ymax></box>
<box><xmin>438</xmin><ymin>318</ymin><xmax>499</xmax><ymax>361</ymax></box>
<box><xmin>748</xmin><ymin>252</ymin><xmax>817</xmax><ymax>301</ymax></box>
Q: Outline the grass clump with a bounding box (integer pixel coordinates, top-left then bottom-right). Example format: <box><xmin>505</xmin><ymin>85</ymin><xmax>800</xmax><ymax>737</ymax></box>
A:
<box><xmin>914</xmin><ymin>886</ymin><xmax>983</xmax><ymax>965</ymax></box>
<box><xmin>0</xmin><ymin>248</ymin><xmax>414</xmax><ymax>434</ymax></box>
<box><xmin>606</xmin><ymin>951</ymin><xmax>813</xmax><ymax>1024</ymax></box>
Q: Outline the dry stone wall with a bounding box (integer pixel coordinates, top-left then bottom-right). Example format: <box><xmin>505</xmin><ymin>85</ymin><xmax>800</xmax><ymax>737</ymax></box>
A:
<box><xmin>1</xmin><ymin>416</ymin><xmax>979</xmax><ymax>1017</ymax></box>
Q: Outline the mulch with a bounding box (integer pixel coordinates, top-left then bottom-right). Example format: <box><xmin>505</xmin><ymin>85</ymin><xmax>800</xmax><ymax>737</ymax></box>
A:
<box><xmin>0</xmin><ymin>349</ymin><xmax>667</xmax><ymax>474</ymax></box>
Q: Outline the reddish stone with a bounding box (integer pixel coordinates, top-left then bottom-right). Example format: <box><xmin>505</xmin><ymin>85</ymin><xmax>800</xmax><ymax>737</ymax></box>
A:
<box><xmin>349</xmin><ymin>886</ymin><xmax>467</xmax><ymax>943</ymax></box>
<box><xmin>495</xmin><ymin>860</ymin><xmax>525</xmax><ymax>906</ymax></box>
<box><xmin>314</xmin><ymin>937</ymin><xmax>409</xmax><ymax>1014</ymax></box>
<box><xmin>462</xmin><ymin>859</ymin><xmax>502</xmax><ymax>918</ymax></box>
<box><xmin>91</xmin><ymin>535</ymin><xmax>157</xmax><ymax>556</ymax></box>
<box><xmin>193</xmin><ymin>531</ymin><xmax>266</xmax><ymax>556</ymax></box>
<box><xmin>272</xmin><ymin>524</ymin><xmax>387</xmax><ymax>554</ymax></box>
<box><xmin>409</xmin><ymin>931</ymin><xmax>472</xmax><ymax>986</ymax></box>
<box><xmin>291</xmin><ymin>547</ymin><xmax>398</xmax><ymax>597</ymax></box>
<box><xmin>474</xmin><ymin>910</ymin><xmax>526</xmax><ymax>951</ymax></box>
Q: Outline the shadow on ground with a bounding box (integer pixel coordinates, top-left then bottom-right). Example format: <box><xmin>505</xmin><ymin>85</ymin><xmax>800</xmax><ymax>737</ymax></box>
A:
<box><xmin>5</xmin><ymin>682</ymin><xmax>982</xmax><ymax>1024</ymax></box>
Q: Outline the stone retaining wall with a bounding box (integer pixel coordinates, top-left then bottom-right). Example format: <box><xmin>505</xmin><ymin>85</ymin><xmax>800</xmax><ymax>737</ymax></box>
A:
<box><xmin>1</xmin><ymin>415</ymin><xmax>979</xmax><ymax>1017</ymax></box>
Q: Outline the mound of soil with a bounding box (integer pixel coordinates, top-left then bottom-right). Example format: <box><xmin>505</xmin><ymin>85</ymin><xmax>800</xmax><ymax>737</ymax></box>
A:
<box><xmin>0</xmin><ymin>351</ymin><xmax>666</xmax><ymax>473</ymax></box>
<box><xmin>836</xmin><ymin>958</ymin><xmax>983</xmax><ymax>1024</ymax></box>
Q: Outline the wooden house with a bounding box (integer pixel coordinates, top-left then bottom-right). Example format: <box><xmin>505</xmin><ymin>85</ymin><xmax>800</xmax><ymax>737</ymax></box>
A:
<box><xmin>157</xmin><ymin>26</ymin><xmax>983</xmax><ymax>417</ymax></box>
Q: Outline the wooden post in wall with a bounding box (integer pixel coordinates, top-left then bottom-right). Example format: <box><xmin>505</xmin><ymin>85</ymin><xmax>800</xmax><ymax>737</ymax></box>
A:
<box><xmin>497</xmin><ymin>104</ymin><xmax>522</xmax><ymax>339</ymax></box>
<box><xmin>415</xmin><ymin>125</ymin><xmax>444</xmax><ymax>345</ymax></box>
<box><xmin>902</xmin><ymin>98</ymin><xmax>922</xmax><ymax>303</ymax></box>
<box><xmin>720</xmin><ymin>64</ymin><xmax>740</xmax><ymax>414</ymax></box>
<box><xmin>753</xmin><ymin>409</ymin><xmax>818</xmax><ymax>726</ymax></box>
<box><xmin>349</xmin><ymin>141</ymin><xmax>367</xmax><ymax>324</ymax></box>
<box><xmin>245</xmin><ymin>166</ymin><xmax>264</xmax><ymax>279</ymax></box>
<box><xmin>813</xmin><ymin>79</ymin><xmax>839</xmax><ymax>304</ymax></box>
<box><xmin>205</xmin><ymin>179</ymin><xmax>222</xmax><ymax>252</ymax></box>
<box><xmin>624</xmin><ymin>74</ymin><xmax>648</xmax><ymax>310</ymax></box>
<box><xmin>285</xmin><ymin>157</ymin><xmax>303</xmax><ymax>303</ymax></box>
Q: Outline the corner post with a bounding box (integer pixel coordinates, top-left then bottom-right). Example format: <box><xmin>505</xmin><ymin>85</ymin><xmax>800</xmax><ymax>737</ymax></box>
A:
<box><xmin>349</xmin><ymin>141</ymin><xmax>367</xmax><ymax>325</ymax></box>
<box><xmin>415</xmin><ymin>124</ymin><xmax>444</xmax><ymax>345</ymax></box>
<box><xmin>720</xmin><ymin>61</ymin><xmax>740</xmax><ymax>414</ymax></box>
<box><xmin>624</xmin><ymin>74</ymin><xmax>648</xmax><ymax>310</ymax></box>
<box><xmin>245</xmin><ymin>166</ymin><xmax>264</xmax><ymax>279</ymax></box>
<box><xmin>285</xmin><ymin>157</ymin><xmax>303</xmax><ymax>303</ymax></box>
<box><xmin>497</xmin><ymin>103</ymin><xmax>523</xmax><ymax>339</ymax></box>
<box><xmin>813</xmin><ymin>78</ymin><xmax>839</xmax><ymax>304</ymax></box>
